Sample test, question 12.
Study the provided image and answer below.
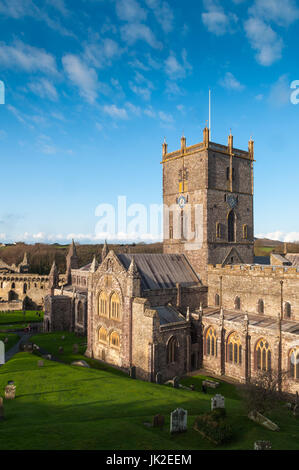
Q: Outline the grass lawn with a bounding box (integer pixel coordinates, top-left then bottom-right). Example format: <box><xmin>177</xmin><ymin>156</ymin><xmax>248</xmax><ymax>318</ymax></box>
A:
<box><xmin>0</xmin><ymin>311</ymin><xmax>44</xmax><ymax>325</ymax></box>
<box><xmin>0</xmin><ymin>351</ymin><xmax>298</xmax><ymax>450</ymax></box>
<box><xmin>0</xmin><ymin>333</ymin><xmax>20</xmax><ymax>351</ymax></box>
<box><xmin>0</xmin><ymin>324</ymin><xmax>33</xmax><ymax>332</ymax></box>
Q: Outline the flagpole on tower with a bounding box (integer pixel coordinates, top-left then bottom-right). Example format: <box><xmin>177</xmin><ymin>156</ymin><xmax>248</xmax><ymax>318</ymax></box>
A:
<box><xmin>209</xmin><ymin>89</ymin><xmax>211</xmax><ymax>141</ymax></box>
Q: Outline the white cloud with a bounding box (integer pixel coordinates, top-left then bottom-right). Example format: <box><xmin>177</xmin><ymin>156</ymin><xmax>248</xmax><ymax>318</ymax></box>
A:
<box><xmin>165</xmin><ymin>50</ymin><xmax>192</xmax><ymax>80</ymax></box>
<box><xmin>125</xmin><ymin>102</ymin><xmax>142</xmax><ymax>116</ymax></box>
<box><xmin>28</xmin><ymin>78</ymin><xmax>58</xmax><ymax>101</ymax></box>
<box><xmin>145</xmin><ymin>0</ymin><xmax>174</xmax><ymax>33</ymax></box>
<box><xmin>62</xmin><ymin>54</ymin><xmax>99</xmax><ymax>103</ymax></box>
<box><xmin>202</xmin><ymin>0</ymin><xmax>238</xmax><ymax>36</ymax></box>
<box><xmin>0</xmin><ymin>40</ymin><xmax>58</xmax><ymax>74</ymax></box>
<box><xmin>158</xmin><ymin>111</ymin><xmax>174</xmax><ymax>123</ymax></box>
<box><xmin>84</xmin><ymin>38</ymin><xmax>123</xmax><ymax>69</ymax></box>
<box><xmin>256</xmin><ymin>231</ymin><xmax>299</xmax><ymax>243</ymax></box>
<box><xmin>120</xmin><ymin>23</ymin><xmax>162</xmax><ymax>49</ymax></box>
<box><xmin>249</xmin><ymin>0</ymin><xmax>299</xmax><ymax>27</ymax></box>
<box><xmin>115</xmin><ymin>0</ymin><xmax>147</xmax><ymax>22</ymax></box>
<box><xmin>244</xmin><ymin>17</ymin><xmax>283</xmax><ymax>66</ymax></box>
<box><xmin>220</xmin><ymin>72</ymin><xmax>245</xmax><ymax>91</ymax></box>
<box><xmin>268</xmin><ymin>74</ymin><xmax>291</xmax><ymax>107</ymax></box>
<box><xmin>102</xmin><ymin>104</ymin><xmax>128</xmax><ymax>119</ymax></box>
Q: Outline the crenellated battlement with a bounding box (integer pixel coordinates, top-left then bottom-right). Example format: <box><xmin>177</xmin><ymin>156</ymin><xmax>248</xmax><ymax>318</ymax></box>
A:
<box><xmin>208</xmin><ymin>263</ymin><xmax>299</xmax><ymax>278</ymax></box>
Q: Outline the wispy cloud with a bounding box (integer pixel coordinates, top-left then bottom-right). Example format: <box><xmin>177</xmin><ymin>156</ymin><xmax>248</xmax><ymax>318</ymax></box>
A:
<box><xmin>120</xmin><ymin>22</ymin><xmax>162</xmax><ymax>48</ymax></box>
<box><xmin>62</xmin><ymin>54</ymin><xmax>99</xmax><ymax>103</ymax></box>
<box><xmin>249</xmin><ymin>0</ymin><xmax>299</xmax><ymax>27</ymax></box>
<box><xmin>145</xmin><ymin>0</ymin><xmax>174</xmax><ymax>33</ymax></box>
<box><xmin>256</xmin><ymin>231</ymin><xmax>299</xmax><ymax>242</ymax></box>
<box><xmin>164</xmin><ymin>50</ymin><xmax>192</xmax><ymax>79</ymax></box>
<box><xmin>0</xmin><ymin>40</ymin><xmax>58</xmax><ymax>74</ymax></box>
<box><xmin>102</xmin><ymin>104</ymin><xmax>128</xmax><ymax>119</ymax></box>
<box><xmin>115</xmin><ymin>0</ymin><xmax>147</xmax><ymax>22</ymax></box>
<box><xmin>28</xmin><ymin>78</ymin><xmax>58</xmax><ymax>101</ymax></box>
<box><xmin>220</xmin><ymin>72</ymin><xmax>245</xmax><ymax>91</ymax></box>
<box><xmin>244</xmin><ymin>16</ymin><xmax>283</xmax><ymax>66</ymax></box>
<box><xmin>202</xmin><ymin>0</ymin><xmax>238</xmax><ymax>36</ymax></box>
<box><xmin>84</xmin><ymin>38</ymin><xmax>123</xmax><ymax>69</ymax></box>
<box><xmin>268</xmin><ymin>74</ymin><xmax>291</xmax><ymax>107</ymax></box>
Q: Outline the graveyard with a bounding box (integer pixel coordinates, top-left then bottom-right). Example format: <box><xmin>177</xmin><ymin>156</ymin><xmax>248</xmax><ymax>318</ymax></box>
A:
<box><xmin>0</xmin><ymin>332</ymin><xmax>298</xmax><ymax>450</ymax></box>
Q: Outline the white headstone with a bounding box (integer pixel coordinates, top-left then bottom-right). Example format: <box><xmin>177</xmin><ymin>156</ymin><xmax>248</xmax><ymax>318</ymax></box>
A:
<box><xmin>170</xmin><ymin>408</ymin><xmax>187</xmax><ymax>433</ymax></box>
<box><xmin>211</xmin><ymin>394</ymin><xmax>225</xmax><ymax>411</ymax></box>
<box><xmin>0</xmin><ymin>341</ymin><xmax>5</xmax><ymax>365</ymax></box>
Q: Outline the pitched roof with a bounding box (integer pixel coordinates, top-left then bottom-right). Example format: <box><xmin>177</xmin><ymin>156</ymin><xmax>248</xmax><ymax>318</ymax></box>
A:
<box><xmin>154</xmin><ymin>305</ymin><xmax>186</xmax><ymax>325</ymax></box>
<box><xmin>285</xmin><ymin>253</ymin><xmax>299</xmax><ymax>266</ymax></box>
<box><xmin>117</xmin><ymin>253</ymin><xmax>200</xmax><ymax>290</ymax></box>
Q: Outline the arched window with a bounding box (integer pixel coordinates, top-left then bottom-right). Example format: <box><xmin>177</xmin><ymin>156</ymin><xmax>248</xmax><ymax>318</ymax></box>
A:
<box><xmin>216</xmin><ymin>222</ymin><xmax>221</xmax><ymax>238</ymax></box>
<box><xmin>256</xmin><ymin>338</ymin><xmax>271</xmax><ymax>371</ymax></box>
<box><xmin>77</xmin><ymin>301</ymin><xmax>84</xmax><ymax>324</ymax></box>
<box><xmin>110</xmin><ymin>331</ymin><xmax>120</xmax><ymax>348</ymax></box>
<box><xmin>11</xmin><ymin>282</ymin><xmax>15</xmax><ymax>289</ymax></box>
<box><xmin>234</xmin><ymin>296</ymin><xmax>241</xmax><ymax>310</ymax></box>
<box><xmin>23</xmin><ymin>283</ymin><xmax>27</xmax><ymax>294</ymax></box>
<box><xmin>289</xmin><ymin>349</ymin><xmax>299</xmax><ymax>379</ymax></box>
<box><xmin>206</xmin><ymin>327</ymin><xmax>217</xmax><ymax>357</ymax></box>
<box><xmin>110</xmin><ymin>292</ymin><xmax>120</xmax><ymax>320</ymax></box>
<box><xmin>99</xmin><ymin>326</ymin><xmax>108</xmax><ymax>343</ymax></box>
<box><xmin>284</xmin><ymin>302</ymin><xmax>291</xmax><ymax>319</ymax></box>
<box><xmin>228</xmin><ymin>210</ymin><xmax>236</xmax><ymax>242</ymax></box>
<box><xmin>227</xmin><ymin>333</ymin><xmax>242</xmax><ymax>365</ymax></box>
<box><xmin>258</xmin><ymin>299</ymin><xmax>264</xmax><ymax>314</ymax></box>
<box><xmin>98</xmin><ymin>291</ymin><xmax>108</xmax><ymax>317</ymax></box>
<box><xmin>215</xmin><ymin>294</ymin><xmax>220</xmax><ymax>306</ymax></box>
<box><xmin>167</xmin><ymin>336</ymin><xmax>178</xmax><ymax>364</ymax></box>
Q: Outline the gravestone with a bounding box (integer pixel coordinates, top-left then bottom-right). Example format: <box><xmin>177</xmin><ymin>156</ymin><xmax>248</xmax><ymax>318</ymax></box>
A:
<box><xmin>38</xmin><ymin>360</ymin><xmax>44</xmax><ymax>367</ymax></box>
<box><xmin>4</xmin><ymin>338</ymin><xmax>8</xmax><ymax>344</ymax></box>
<box><xmin>152</xmin><ymin>414</ymin><xmax>165</xmax><ymax>428</ymax></box>
<box><xmin>254</xmin><ymin>441</ymin><xmax>272</xmax><ymax>450</ymax></box>
<box><xmin>129</xmin><ymin>366</ymin><xmax>136</xmax><ymax>379</ymax></box>
<box><xmin>61</xmin><ymin>336</ymin><xmax>65</xmax><ymax>340</ymax></box>
<box><xmin>0</xmin><ymin>397</ymin><xmax>4</xmax><ymax>420</ymax></box>
<box><xmin>170</xmin><ymin>408</ymin><xmax>187</xmax><ymax>433</ymax></box>
<box><xmin>58</xmin><ymin>346</ymin><xmax>64</xmax><ymax>354</ymax></box>
<box><xmin>0</xmin><ymin>341</ymin><xmax>4</xmax><ymax>365</ymax></box>
<box><xmin>173</xmin><ymin>376</ymin><xmax>179</xmax><ymax>388</ymax></box>
<box><xmin>155</xmin><ymin>372</ymin><xmax>162</xmax><ymax>385</ymax></box>
<box><xmin>42</xmin><ymin>354</ymin><xmax>52</xmax><ymax>360</ymax></box>
<box><xmin>211</xmin><ymin>394</ymin><xmax>225</xmax><ymax>411</ymax></box>
<box><xmin>203</xmin><ymin>380</ymin><xmax>219</xmax><ymax>389</ymax></box>
<box><xmin>72</xmin><ymin>344</ymin><xmax>79</xmax><ymax>354</ymax></box>
<box><xmin>5</xmin><ymin>382</ymin><xmax>16</xmax><ymax>400</ymax></box>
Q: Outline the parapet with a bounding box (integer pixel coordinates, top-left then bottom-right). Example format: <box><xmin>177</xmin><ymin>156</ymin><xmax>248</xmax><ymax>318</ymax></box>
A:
<box><xmin>208</xmin><ymin>263</ymin><xmax>299</xmax><ymax>278</ymax></box>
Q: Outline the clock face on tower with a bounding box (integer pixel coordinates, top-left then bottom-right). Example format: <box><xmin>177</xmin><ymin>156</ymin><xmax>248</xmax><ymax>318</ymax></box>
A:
<box><xmin>177</xmin><ymin>195</ymin><xmax>187</xmax><ymax>208</ymax></box>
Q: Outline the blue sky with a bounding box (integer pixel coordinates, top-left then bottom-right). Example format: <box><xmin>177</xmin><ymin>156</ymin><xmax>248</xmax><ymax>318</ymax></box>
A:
<box><xmin>0</xmin><ymin>0</ymin><xmax>299</xmax><ymax>244</ymax></box>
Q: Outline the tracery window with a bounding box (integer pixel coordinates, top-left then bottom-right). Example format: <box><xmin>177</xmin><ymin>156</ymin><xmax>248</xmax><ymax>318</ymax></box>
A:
<box><xmin>290</xmin><ymin>349</ymin><xmax>299</xmax><ymax>379</ymax></box>
<box><xmin>206</xmin><ymin>327</ymin><xmax>217</xmax><ymax>357</ymax></box>
<box><xmin>110</xmin><ymin>331</ymin><xmax>120</xmax><ymax>348</ymax></box>
<box><xmin>256</xmin><ymin>338</ymin><xmax>271</xmax><ymax>371</ymax></box>
<box><xmin>98</xmin><ymin>291</ymin><xmax>108</xmax><ymax>317</ymax></box>
<box><xmin>167</xmin><ymin>336</ymin><xmax>178</xmax><ymax>364</ymax></box>
<box><xmin>110</xmin><ymin>292</ymin><xmax>120</xmax><ymax>320</ymax></box>
<box><xmin>227</xmin><ymin>332</ymin><xmax>242</xmax><ymax>365</ymax></box>
<box><xmin>99</xmin><ymin>326</ymin><xmax>108</xmax><ymax>343</ymax></box>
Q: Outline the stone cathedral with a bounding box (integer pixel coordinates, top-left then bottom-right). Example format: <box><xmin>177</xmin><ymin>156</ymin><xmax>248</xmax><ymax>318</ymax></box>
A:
<box><xmin>44</xmin><ymin>127</ymin><xmax>299</xmax><ymax>394</ymax></box>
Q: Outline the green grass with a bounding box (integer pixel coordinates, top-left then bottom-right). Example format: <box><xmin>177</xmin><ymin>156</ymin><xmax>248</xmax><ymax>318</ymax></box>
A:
<box><xmin>0</xmin><ymin>352</ymin><xmax>298</xmax><ymax>450</ymax></box>
<box><xmin>0</xmin><ymin>324</ymin><xmax>33</xmax><ymax>332</ymax></box>
<box><xmin>0</xmin><ymin>310</ymin><xmax>44</xmax><ymax>325</ymax></box>
<box><xmin>0</xmin><ymin>333</ymin><xmax>20</xmax><ymax>351</ymax></box>
<box><xmin>254</xmin><ymin>246</ymin><xmax>273</xmax><ymax>257</ymax></box>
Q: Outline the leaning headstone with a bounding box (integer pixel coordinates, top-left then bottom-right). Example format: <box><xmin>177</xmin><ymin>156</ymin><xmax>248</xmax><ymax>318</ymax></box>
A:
<box><xmin>38</xmin><ymin>360</ymin><xmax>44</xmax><ymax>367</ymax></box>
<box><xmin>0</xmin><ymin>397</ymin><xmax>4</xmax><ymax>420</ymax></box>
<box><xmin>211</xmin><ymin>394</ymin><xmax>225</xmax><ymax>411</ymax></box>
<box><xmin>0</xmin><ymin>341</ymin><xmax>4</xmax><ymax>365</ymax></box>
<box><xmin>254</xmin><ymin>441</ymin><xmax>272</xmax><ymax>450</ymax></box>
<box><xmin>173</xmin><ymin>376</ymin><xmax>179</xmax><ymax>388</ymax></box>
<box><xmin>248</xmin><ymin>411</ymin><xmax>280</xmax><ymax>431</ymax></box>
<box><xmin>152</xmin><ymin>414</ymin><xmax>165</xmax><ymax>428</ymax></box>
<box><xmin>5</xmin><ymin>382</ymin><xmax>16</xmax><ymax>400</ymax></box>
<box><xmin>129</xmin><ymin>366</ymin><xmax>136</xmax><ymax>379</ymax></box>
<box><xmin>203</xmin><ymin>379</ymin><xmax>219</xmax><ymax>389</ymax></box>
<box><xmin>72</xmin><ymin>344</ymin><xmax>79</xmax><ymax>354</ymax></box>
<box><xmin>71</xmin><ymin>360</ymin><xmax>90</xmax><ymax>368</ymax></box>
<box><xmin>156</xmin><ymin>372</ymin><xmax>162</xmax><ymax>385</ymax></box>
<box><xmin>170</xmin><ymin>408</ymin><xmax>187</xmax><ymax>433</ymax></box>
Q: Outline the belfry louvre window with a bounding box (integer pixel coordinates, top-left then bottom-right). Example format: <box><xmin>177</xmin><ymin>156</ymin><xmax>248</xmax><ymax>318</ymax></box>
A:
<box><xmin>99</xmin><ymin>291</ymin><xmax>108</xmax><ymax>316</ymax></box>
<box><xmin>228</xmin><ymin>210</ymin><xmax>236</xmax><ymax>242</ymax></box>
<box><xmin>206</xmin><ymin>327</ymin><xmax>217</xmax><ymax>357</ymax></box>
<box><xmin>110</xmin><ymin>332</ymin><xmax>120</xmax><ymax>348</ymax></box>
<box><xmin>227</xmin><ymin>333</ymin><xmax>242</xmax><ymax>365</ymax></box>
<box><xmin>167</xmin><ymin>336</ymin><xmax>178</xmax><ymax>364</ymax></box>
<box><xmin>110</xmin><ymin>292</ymin><xmax>120</xmax><ymax>320</ymax></box>
<box><xmin>256</xmin><ymin>338</ymin><xmax>271</xmax><ymax>371</ymax></box>
<box><xmin>290</xmin><ymin>349</ymin><xmax>299</xmax><ymax>379</ymax></box>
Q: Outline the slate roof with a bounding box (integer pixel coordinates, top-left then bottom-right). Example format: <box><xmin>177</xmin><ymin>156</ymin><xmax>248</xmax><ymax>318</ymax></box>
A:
<box><xmin>117</xmin><ymin>253</ymin><xmax>200</xmax><ymax>290</ymax></box>
<box><xmin>202</xmin><ymin>307</ymin><xmax>299</xmax><ymax>335</ymax></box>
<box><xmin>154</xmin><ymin>305</ymin><xmax>186</xmax><ymax>325</ymax></box>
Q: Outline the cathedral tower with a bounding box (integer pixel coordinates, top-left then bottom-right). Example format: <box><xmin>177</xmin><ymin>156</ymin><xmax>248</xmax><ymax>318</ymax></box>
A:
<box><xmin>162</xmin><ymin>127</ymin><xmax>254</xmax><ymax>282</ymax></box>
